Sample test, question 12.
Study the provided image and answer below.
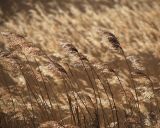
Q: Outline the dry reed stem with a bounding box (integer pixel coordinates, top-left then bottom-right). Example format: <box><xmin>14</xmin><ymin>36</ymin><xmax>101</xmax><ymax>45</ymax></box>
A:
<box><xmin>102</xmin><ymin>31</ymin><xmax>144</xmax><ymax>128</ymax></box>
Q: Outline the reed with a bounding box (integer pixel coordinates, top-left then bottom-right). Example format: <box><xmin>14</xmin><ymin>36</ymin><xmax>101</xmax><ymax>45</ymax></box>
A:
<box><xmin>0</xmin><ymin>31</ymin><xmax>159</xmax><ymax>128</ymax></box>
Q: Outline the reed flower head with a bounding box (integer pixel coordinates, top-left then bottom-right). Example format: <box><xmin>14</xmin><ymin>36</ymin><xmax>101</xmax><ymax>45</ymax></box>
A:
<box><xmin>60</xmin><ymin>40</ymin><xmax>78</xmax><ymax>54</ymax></box>
<box><xmin>1</xmin><ymin>32</ymin><xmax>25</xmax><ymax>50</ymax></box>
<box><xmin>127</xmin><ymin>56</ymin><xmax>145</xmax><ymax>71</ymax></box>
<box><xmin>47</xmin><ymin>60</ymin><xmax>67</xmax><ymax>77</ymax></box>
<box><xmin>1</xmin><ymin>32</ymin><xmax>42</xmax><ymax>56</ymax></box>
<box><xmin>98</xmin><ymin>29</ymin><xmax>122</xmax><ymax>51</ymax></box>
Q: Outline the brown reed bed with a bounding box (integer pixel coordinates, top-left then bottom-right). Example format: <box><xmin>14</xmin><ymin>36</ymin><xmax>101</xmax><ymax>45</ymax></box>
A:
<box><xmin>0</xmin><ymin>31</ymin><xmax>159</xmax><ymax>128</ymax></box>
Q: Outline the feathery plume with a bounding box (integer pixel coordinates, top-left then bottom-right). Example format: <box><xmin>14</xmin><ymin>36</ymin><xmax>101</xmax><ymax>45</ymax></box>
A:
<box><xmin>1</xmin><ymin>32</ymin><xmax>42</xmax><ymax>56</ymax></box>
<box><xmin>47</xmin><ymin>60</ymin><xmax>67</xmax><ymax>77</ymax></box>
<box><xmin>98</xmin><ymin>29</ymin><xmax>122</xmax><ymax>50</ymax></box>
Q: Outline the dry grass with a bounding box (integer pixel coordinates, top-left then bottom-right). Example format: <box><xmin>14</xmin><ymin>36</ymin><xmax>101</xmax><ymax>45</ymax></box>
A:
<box><xmin>0</xmin><ymin>0</ymin><xmax>160</xmax><ymax>128</ymax></box>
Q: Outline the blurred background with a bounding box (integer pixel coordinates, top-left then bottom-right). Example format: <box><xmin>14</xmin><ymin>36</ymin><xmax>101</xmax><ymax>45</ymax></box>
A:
<box><xmin>0</xmin><ymin>0</ymin><xmax>160</xmax><ymax>77</ymax></box>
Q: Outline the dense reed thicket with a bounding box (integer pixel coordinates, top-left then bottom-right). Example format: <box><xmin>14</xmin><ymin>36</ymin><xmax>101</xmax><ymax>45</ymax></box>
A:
<box><xmin>0</xmin><ymin>31</ymin><xmax>159</xmax><ymax>128</ymax></box>
<box><xmin>0</xmin><ymin>0</ymin><xmax>160</xmax><ymax>128</ymax></box>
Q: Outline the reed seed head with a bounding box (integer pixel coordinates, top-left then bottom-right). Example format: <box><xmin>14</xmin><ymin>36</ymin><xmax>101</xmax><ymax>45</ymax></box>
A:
<box><xmin>60</xmin><ymin>40</ymin><xmax>78</xmax><ymax>54</ymax></box>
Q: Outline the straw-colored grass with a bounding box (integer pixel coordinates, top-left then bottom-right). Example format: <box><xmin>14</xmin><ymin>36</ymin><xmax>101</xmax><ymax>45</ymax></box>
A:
<box><xmin>0</xmin><ymin>0</ymin><xmax>160</xmax><ymax>128</ymax></box>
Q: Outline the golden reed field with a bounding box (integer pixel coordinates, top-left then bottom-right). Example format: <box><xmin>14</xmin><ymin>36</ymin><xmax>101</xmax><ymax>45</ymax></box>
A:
<box><xmin>0</xmin><ymin>0</ymin><xmax>160</xmax><ymax>127</ymax></box>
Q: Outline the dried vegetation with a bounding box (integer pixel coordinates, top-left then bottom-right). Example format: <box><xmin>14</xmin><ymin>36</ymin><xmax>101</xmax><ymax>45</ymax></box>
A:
<box><xmin>0</xmin><ymin>0</ymin><xmax>160</xmax><ymax>128</ymax></box>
